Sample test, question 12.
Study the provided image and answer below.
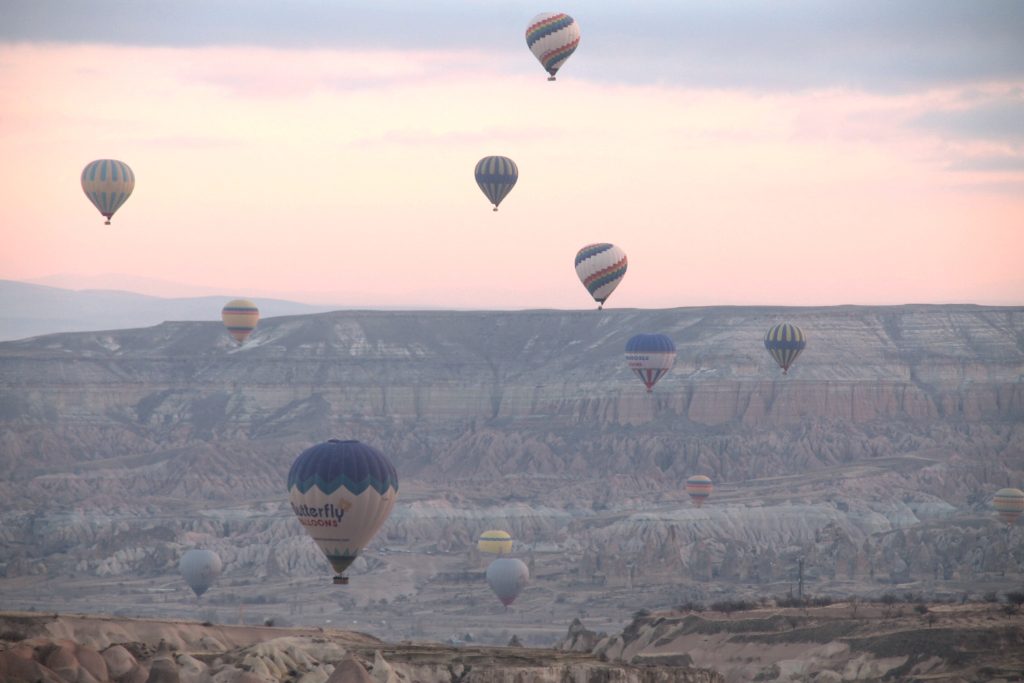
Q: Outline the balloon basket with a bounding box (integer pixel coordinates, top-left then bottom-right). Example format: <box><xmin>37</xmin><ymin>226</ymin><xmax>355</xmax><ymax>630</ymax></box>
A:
<box><xmin>332</xmin><ymin>575</ymin><xmax>349</xmax><ymax>585</ymax></box>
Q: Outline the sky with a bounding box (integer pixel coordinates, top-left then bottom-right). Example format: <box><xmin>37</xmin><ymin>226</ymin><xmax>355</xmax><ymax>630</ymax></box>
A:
<box><xmin>1</xmin><ymin>1</ymin><xmax>1022</xmax><ymax>308</ymax></box>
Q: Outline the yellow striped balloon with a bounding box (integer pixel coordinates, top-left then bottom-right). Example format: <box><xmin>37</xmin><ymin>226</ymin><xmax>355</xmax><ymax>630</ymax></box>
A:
<box><xmin>478</xmin><ymin>530</ymin><xmax>513</xmax><ymax>555</ymax></box>
<box><xmin>685</xmin><ymin>475</ymin><xmax>713</xmax><ymax>508</ymax></box>
<box><xmin>994</xmin><ymin>487</ymin><xmax>1024</xmax><ymax>526</ymax></box>
<box><xmin>764</xmin><ymin>323</ymin><xmax>806</xmax><ymax>374</ymax></box>
<box><xmin>81</xmin><ymin>159</ymin><xmax>135</xmax><ymax>225</ymax></box>
<box><xmin>221</xmin><ymin>299</ymin><xmax>259</xmax><ymax>344</ymax></box>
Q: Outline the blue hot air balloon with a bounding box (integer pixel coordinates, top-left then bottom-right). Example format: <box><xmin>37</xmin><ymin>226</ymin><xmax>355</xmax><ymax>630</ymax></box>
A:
<box><xmin>288</xmin><ymin>439</ymin><xmax>399</xmax><ymax>584</ymax></box>
<box><xmin>764</xmin><ymin>323</ymin><xmax>806</xmax><ymax>374</ymax></box>
<box><xmin>81</xmin><ymin>159</ymin><xmax>135</xmax><ymax>225</ymax></box>
<box><xmin>474</xmin><ymin>156</ymin><xmax>519</xmax><ymax>211</ymax></box>
<box><xmin>625</xmin><ymin>334</ymin><xmax>677</xmax><ymax>392</ymax></box>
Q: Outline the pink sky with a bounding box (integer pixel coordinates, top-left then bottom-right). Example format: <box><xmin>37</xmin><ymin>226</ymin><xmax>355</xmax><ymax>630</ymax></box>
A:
<box><xmin>1</xmin><ymin>43</ymin><xmax>1021</xmax><ymax>307</ymax></box>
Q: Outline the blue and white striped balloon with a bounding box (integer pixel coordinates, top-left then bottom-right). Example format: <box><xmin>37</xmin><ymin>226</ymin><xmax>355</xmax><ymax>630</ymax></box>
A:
<box><xmin>81</xmin><ymin>159</ymin><xmax>135</xmax><ymax>225</ymax></box>
<box><xmin>474</xmin><ymin>156</ymin><xmax>519</xmax><ymax>211</ymax></box>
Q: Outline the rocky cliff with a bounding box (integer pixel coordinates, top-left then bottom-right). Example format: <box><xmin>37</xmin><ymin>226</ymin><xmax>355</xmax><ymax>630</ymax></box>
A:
<box><xmin>0</xmin><ymin>306</ymin><xmax>1022</xmax><ymax>643</ymax></box>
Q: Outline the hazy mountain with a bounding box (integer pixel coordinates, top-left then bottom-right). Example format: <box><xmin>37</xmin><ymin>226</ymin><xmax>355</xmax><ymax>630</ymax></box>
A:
<box><xmin>0</xmin><ymin>279</ymin><xmax>340</xmax><ymax>341</ymax></box>
<box><xmin>0</xmin><ymin>304</ymin><xmax>1022</xmax><ymax>645</ymax></box>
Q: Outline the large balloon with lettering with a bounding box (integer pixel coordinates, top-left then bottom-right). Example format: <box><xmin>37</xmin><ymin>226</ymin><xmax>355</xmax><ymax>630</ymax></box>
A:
<box><xmin>288</xmin><ymin>439</ymin><xmax>399</xmax><ymax>583</ymax></box>
<box><xmin>179</xmin><ymin>549</ymin><xmax>222</xmax><ymax>598</ymax></box>
<box><xmin>625</xmin><ymin>334</ymin><xmax>677</xmax><ymax>392</ymax></box>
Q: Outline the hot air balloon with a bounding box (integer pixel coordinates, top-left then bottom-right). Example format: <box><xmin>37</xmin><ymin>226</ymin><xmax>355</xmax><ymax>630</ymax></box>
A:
<box><xmin>686</xmin><ymin>475</ymin><xmax>713</xmax><ymax>508</ymax></box>
<box><xmin>475</xmin><ymin>156</ymin><xmax>518</xmax><ymax>211</ymax></box>
<box><xmin>764</xmin><ymin>323</ymin><xmax>806</xmax><ymax>374</ymax></box>
<box><xmin>575</xmin><ymin>243</ymin><xmax>627</xmax><ymax>309</ymax></box>
<box><xmin>994</xmin><ymin>488</ymin><xmax>1024</xmax><ymax>526</ymax></box>
<box><xmin>486</xmin><ymin>557</ymin><xmax>529</xmax><ymax>607</ymax></box>
<box><xmin>625</xmin><ymin>334</ymin><xmax>677</xmax><ymax>392</ymax></box>
<box><xmin>526</xmin><ymin>12</ymin><xmax>580</xmax><ymax>81</ymax></box>
<box><xmin>222</xmin><ymin>299</ymin><xmax>259</xmax><ymax>344</ymax></box>
<box><xmin>478</xmin><ymin>530</ymin><xmax>514</xmax><ymax>555</ymax></box>
<box><xmin>288</xmin><ymin>439</ymin><xmax>399</xmax><ymax>585</ymax></box>
<box><xmin>81</xmin><ymin>159</ymin><xmax>135</xmax><ymax>225</ymax></box>
<box><xmin>179</xmin><ymin>549</ymin><xmax>222</xmax><ymax>598</ymax></box>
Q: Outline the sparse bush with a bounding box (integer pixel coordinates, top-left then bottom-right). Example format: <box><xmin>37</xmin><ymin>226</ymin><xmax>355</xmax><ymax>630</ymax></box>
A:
<box><xmin>913</xmin><ymin>603</ymin><xmax>928</xmax><ymax>616</ymax></box>
<box><xmin>1001</xmin><ymin>604</ymin><xmax>1019</xmax><ymax>616</ymax></box>
<box><xmin>675</xmin><ymin>601</ymin><xmax>705</xmax><ymax>613</ymax></box>
<box><xmin>1005</xmin><ymin>591</ymin><xmax>1024</xmax><ymax>607</ymax></box>
<box><xmin>983</xmin><ymin>591</ymin><xmax>999</xmax><ymax>603</ymax></box>
<box><xmin>879</xmin><ymin>593</ymin><xmax>898</xmax><ymax>606</ymax></box>
<box><xmin>632</xmin><ymin>609</ymin><xmax>651</xmax><ymax>620</ymax></box>
<box><xmin>775</xmin><ymin>595</ymin><xmax>803</xmax><ymax>608</ymax></box>
<box><xmin>710</xmin><ymin>599</ymin><xmax>757</xmax><ymax>614</ymax></box>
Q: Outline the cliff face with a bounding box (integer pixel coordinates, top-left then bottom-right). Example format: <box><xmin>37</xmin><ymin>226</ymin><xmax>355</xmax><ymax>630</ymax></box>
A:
<box><xmin>0</xmin><ymin>306</ymin><xmax>1022</xmax><ymax>641</ymax></box>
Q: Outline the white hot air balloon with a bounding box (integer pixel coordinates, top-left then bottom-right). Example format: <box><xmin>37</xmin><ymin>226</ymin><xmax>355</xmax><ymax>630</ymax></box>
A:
<box><xmin>179</xmin><ymin>549</ymin><xmax>222</xmax><ymax>598</ymax></box>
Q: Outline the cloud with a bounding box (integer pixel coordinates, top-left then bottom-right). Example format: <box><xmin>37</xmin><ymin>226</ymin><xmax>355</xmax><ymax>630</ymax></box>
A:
<box><xmin>947</xmin><ymin>155</ymin><xmax>1024</xmax><ymax>173</ymax></box>
<box><xmin>3</xmin><ymin>1</ymin><xmax>1022</xmax><ymax>92</ymax></box>
<box><xmin>913</xmin><ymin>98</ymin><xmax>1024</xmax><ymax>143</ymax></box>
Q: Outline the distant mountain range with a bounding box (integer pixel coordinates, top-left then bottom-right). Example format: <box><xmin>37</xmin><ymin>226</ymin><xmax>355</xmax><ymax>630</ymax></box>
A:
<box><xmin>0</xmin><ymin>279</ymin><xmax>341</xmax><ymax>341</ymax></box>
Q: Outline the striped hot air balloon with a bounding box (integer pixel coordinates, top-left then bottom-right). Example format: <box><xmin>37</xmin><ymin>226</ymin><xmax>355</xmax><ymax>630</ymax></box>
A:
<box><xmin>81</xmin><ymin>159</ymin><xmax>134</xmax><ymax>225</ymax></box>
<box><xmin>625</xmin><ymin>334</ymin><xmax>677</xmax><ymax>392</ymax></box>
<box><xmin>474</xmin><ymin>156</ymin><xmax>519</xmax><ymax>211</ymax></box>
<box><xmin>994</xmin><ymin>488</ymin><xmax>1024</xmax><ymax>526</ymax></box>
<box><xmin>478</xmin><ymin>530</ymin><xmax>514</xmax><ymax>555</ymax></box>
<box><xmin>288</xmin><ymin>439</ymin><xmax>399</xmax><ymax>584</ymax></box>
<box><xmin>764</xmin><ymin>323</ymin><xmax>806</xmax><ymax>374</ymax></box>
<box><xmin>221</xmin><ymin>299</ymin><xmax>259</xmax><ymax>345</ymax></box>
<box><xmin>686</xmin><ymin>475</ymin><xmax>713</xmax><ymax>508</ymax></box>
<box><xmin>526</xmin><ymin>12</ymin><xmax>580</xmax><ymax>81</ymax></box>
<box><xmin>575</xmin><ymin>243</ymin><xmax>627</xmax><ymax>309</ymax></box>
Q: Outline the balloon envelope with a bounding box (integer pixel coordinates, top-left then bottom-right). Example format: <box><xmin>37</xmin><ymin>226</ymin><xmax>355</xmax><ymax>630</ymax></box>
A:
<box><xmin>179</xmin><ymin>549</ymin><xmax>222</xmax><ymax>598</ymax></box>
<box><xmin>474</xmin><ymin>156</ymin><xmax>518</xmax><ymax>210</ymax></box>
<box><xmin>625</xmin><ymin>334</ymin><xmax>677</xmax><ymax>392</ymax></box>
<box><xmin>526</xmin><ymin>12</ymin><xmax>580</xmax><ymax>80</ymax></box>
<box><xmin>575</xmin><ymin>243</ymin><xmax>627</xmax><ymax>308</ymax></box>
<box><xmin>764</xmin><ymin>323</ymin><xmax>806</xmax><ymax>374</ymax></box>
<box><xmin>222</xmin><ymin>299</ymin><xmax>259</xmax><ymax>344</ymax></box>
<box><xmin>686</xmin><ymin>475</ymin><xmax>713</xmax><ymax>508</ymax></box>
<box><xmin>994</xmin><ymin>487</ymin><xmax>1024</xmax><ymax>525</ymax></box>
<box><xmin>478</xmin><ymin>530</ymin><xmax>513</xmax><ymax>555</ymax></box>
<box><xmin>288</xmin><ymin>439</ymin><xmax>399</xmax><ymax>578</ymax></box>
<box><xmin>81</xmin><ymin>159</ymin><xmax>134</xmax><ymax>224</ymax></box>
<box><xmin>486</xmin><ymin>557</ymin><xmax>529</xmax><ymax>606</ymax></box>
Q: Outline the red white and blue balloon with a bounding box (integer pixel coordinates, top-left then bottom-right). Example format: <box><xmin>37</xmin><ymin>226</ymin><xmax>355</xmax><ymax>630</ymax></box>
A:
<box><xmin>575</xmin><ymin>243</ymin><xmax>627</xmax><ymax>309</ymax></box>
<box><xmin>625</xmin><ymin>334</ymin><xmax>677</xmax><ymax>392</ymax></box>
<box><xmin>526</xmin><ymin>12</ymin><xmax>580</xmax><ymax>81</ymax></box>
